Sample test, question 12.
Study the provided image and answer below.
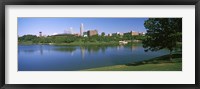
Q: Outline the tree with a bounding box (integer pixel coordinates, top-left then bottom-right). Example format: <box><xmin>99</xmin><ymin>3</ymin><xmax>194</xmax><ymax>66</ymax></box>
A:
<box><xmin>142</xmin><ymin>18</ymin><xmax>182</xmax><ymax>61</ymax></box>
<box><xmin>101</xmin><ymin>32</ymin><xmax>105</xmax><ymax>36</ymax></box>
<box><xmin>18</xmin><ymin>35</ymin><xmax>38</xmax><ymax>43</ymax></box>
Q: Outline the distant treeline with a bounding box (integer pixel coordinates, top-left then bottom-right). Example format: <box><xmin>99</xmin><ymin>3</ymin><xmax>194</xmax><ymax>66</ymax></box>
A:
<box><xmin>18</xmin><ymin>34</ymin><xmax>146</xmax><ymax>44</ymax></box>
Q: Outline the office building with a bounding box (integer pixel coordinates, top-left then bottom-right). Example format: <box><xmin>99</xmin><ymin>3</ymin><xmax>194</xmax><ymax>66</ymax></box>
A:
<box><xmin>130</xmin><ymin>31</ymin><xmax>139</xmax><ymax>36</ymax></box>
<box><xmin>39</xmin><ymin>32</ymin><xmax>42</xmax><ymax>37</ymax></box>
<box><xmin>87</xmin><ymin>30</ymin><xmax>98</xmax><ymax>36</ymax></box>
<box><xmin>80</xmin><ymin>23</ymin><xmax>84</xmax><ymax>36</ymax></box>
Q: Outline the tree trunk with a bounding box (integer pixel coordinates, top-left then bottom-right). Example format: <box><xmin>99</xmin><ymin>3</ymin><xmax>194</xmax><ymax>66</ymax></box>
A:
<box><xmin>169</xmin><ymin>50</ymin><xmax>173</xmax><ymax>61</ymax></box>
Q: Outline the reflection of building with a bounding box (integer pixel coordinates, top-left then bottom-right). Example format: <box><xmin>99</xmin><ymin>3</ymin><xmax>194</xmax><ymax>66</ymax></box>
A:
<box><xmin>87</xmin><ymin>30</ymin><xmax>98</xmax><ymax>36</ymax></box>
<box><xmin>117</xmin><ymin>45</ymin><xmax>124</xmax><ymax>51</ymax></box>
<box><xmin>40</xmin><ymin>45</ymin><xmax>43</xmax><ymax>55</ymax></box>
<box><xmin>80</xmin><ymin>23</ymin><xmax>84</xmax><ymax>36</ymax></box>
<box><xmin>131</xmin><ymin>45</ymin><xmax>137</xmax><ymax>51</ymax></box>
<box><xmin>80</xmin><ymin>47</ymin><xmax>86</xmax><ymax>60</ymax></box>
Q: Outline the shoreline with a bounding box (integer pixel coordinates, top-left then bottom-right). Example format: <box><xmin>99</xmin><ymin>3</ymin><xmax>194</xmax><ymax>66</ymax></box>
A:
<box><xmin>83</xmin><ymin>54</ymin><xmax>182</xmax><ymax>71</ymax></box>
<box><xmin>18</xmin><ymin>41</ymin><xmax>142</xmax><ymax>46</ymax></box>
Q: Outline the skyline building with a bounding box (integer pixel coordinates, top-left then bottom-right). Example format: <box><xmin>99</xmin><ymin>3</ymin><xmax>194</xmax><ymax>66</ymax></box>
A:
<box><xmin>39</xmin><ymin>32</ymin><xmax>42</xmax><ymax>37</ymax></box>
<box><xmin>80</xmin><ymin>23</ymin><xmax>84</xmax><ymax>36</ymax></box>
<box><xmin>87</xmin><ymin>30</ymin><xmax>98</xmax><ymax>36</ymax></box>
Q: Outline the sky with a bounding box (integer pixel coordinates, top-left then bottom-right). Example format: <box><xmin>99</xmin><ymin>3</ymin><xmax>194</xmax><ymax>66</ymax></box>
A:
<box><xmin>18</xmin><ymin>18</ymin><xmax>148</xmax><ymax>36</ymax></box>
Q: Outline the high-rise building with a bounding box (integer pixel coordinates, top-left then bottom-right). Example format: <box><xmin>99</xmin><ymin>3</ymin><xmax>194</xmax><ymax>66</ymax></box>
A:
<box><xmin>80</xmin><ymin>23</ymin><xmax>84</xmax><ymax>36</ymax></box>
<box><xmin>83</xmin><ymin>32</ymin><xmax>88</xmax><ymax>37</ymax></box>
<box><xmin>87</xmin><ymin>30</ymin><xmax>98</xmax><ymax>36</ymax></box>
<box><xmin>39</xmin><ymin>32</ymin><xmax>42</xmax><ymax>37</ymax></box>
<box><xmin>130</xmin><ymin>31</ymin><xmax>139</xmax><ymax>36</ymax></box>
<box><xmin>108</xmin><ymin>33</ymin><xmax>112</xmax><ymax>36</ymax></box>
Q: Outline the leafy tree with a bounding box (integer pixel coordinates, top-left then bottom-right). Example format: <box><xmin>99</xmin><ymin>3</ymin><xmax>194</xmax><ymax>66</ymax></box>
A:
<box><xmin>18</xmin><ymin>35</ymin><xmax>38</xmax><ymax>43</ymax></box>
<box><xmin>142</xmin><ymin>18</ymin><xmax>182</xmax><ymax>60</ymax></box>
<box><xmin>101</xmin><ymin>32</ymin><xmax>105</xmax><ymax>36</ymax></box>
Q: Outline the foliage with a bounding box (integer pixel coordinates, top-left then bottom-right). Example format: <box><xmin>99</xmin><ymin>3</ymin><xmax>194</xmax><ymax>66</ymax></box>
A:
<box><xmin>18</xmin><ymin>35</ymin><xmax>38</xmax><ymax>43</ymax></box>
<box><xmin>101</xmin><ymin>32</ymin><xmax>105</xmax><ymax>36</ymax></box>
<box><xmin>142</xmin><ymin>18</ymin><xmax>182</xmax><ymax>60</ymax></box>
<box><xmin>19</xmin><ymin>33</ymin><xmax>146</xmax><ymax>44</ymax></box>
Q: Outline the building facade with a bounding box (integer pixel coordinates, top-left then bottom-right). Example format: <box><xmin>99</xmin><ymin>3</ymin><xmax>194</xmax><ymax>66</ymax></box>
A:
<box><xmin>87</xmin><ymin>30</ymin><xmax>98</xmax><ymax>36</ymax></box>
<box><xmin>130</xmin><ymin>31</ymin><xmax>139</xmax><ymax>36</ymax></box>
<box><xmin>80</xmin><ymin>23</ymin><xmax>84</xmax><ymax>36</ymax></box>
<box><xmin>39</xmin><ymin>32</ymin><xmax>42</xmax><ymax>37</ymax></box>
<box><xmin>83</xmin><ymin>32</ymin><xmax>88</xmax><ymax>37</ymax></box>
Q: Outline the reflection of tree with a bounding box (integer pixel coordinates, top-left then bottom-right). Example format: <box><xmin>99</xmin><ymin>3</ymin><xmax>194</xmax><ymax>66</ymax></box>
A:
<box><xmin>80</xmin><ymin>46</ymin><xmax>85</xmax><ymax>60</ymax></box>
<box><xmin>40</xmin><ymin>45</ymin><xmax>43</xmax><ymax>55</ymax></box>
<box><xmin>22</xmin><ymin>50</ymin><xmax>36</xmax><ymax>53</ymax></box>
<box><xmin>101</xmin><ymin>46</ymin><xmax>106</xmax><ymax>53</ymax></box>
<box><xmin>54</xmin><ymin>47</ymin><xmax>76</xmax><ymax>53</ymax></box>
<box><xmin>87</xmin><ymin>46</ymin><xmax>101</xmax><ymax>54</ymax></box>
<box><xmin>131</xmin><ymin>45</ymin><xmax>137</xmax><ymax>51</ymax></box>
<box><xmin>117</xmin><ymin>45</ymin><xmax>124</xmax><ymax>51</ymax></box>
<box><xmin>86</xmin><ymin>45</ymin><xmax>109</xmax><ymax>54</ymax></box>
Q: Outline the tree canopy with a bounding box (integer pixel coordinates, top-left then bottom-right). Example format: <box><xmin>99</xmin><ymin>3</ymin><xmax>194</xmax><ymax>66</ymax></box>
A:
<box><xmin>142</xmin><ymin>18</ymin><xmax>182</xmax><ymax>60</ymax></box>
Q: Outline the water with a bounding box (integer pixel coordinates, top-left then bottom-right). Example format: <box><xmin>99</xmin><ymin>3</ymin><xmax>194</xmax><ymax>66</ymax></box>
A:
<box><xmin>18</xmin><ymin>44</ymin><xmax>169</xmax><ymax>71</ymax></box>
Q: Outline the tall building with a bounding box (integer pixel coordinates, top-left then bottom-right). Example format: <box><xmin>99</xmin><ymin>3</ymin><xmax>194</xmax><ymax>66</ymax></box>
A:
<box><xmin>130</xmin><ymin>31</ymin><xmax>139</xmax><ymax>36</ymax></box>
<box><xmin>83</xmin><ymin>32</ymin><xmax>88</xmax><ymax>37</ymax></box>
<box><xmin>108</xmin><ymin>33</ymin><xmax>112</xmax><ymax>36</ymax></box>
<box><xmin>39</xmin><ymin>32</ymin><xmax>42</xmax><ymax>37</ymax></box>
<box><xmin>87</xmin><ymin>30</ymin><xmax>98</xmax><ymax>36</ymax></box>
<box><xmin>80</xmin><ymin>23</ymin><xmax>84</xmax><ymax>36</ymax></box>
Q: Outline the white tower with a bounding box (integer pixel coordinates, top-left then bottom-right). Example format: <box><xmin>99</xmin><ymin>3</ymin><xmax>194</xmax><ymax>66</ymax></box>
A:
<box><xmin>69</xmin><ymin>27</ymin><xmax>73</xmax><ymax>34</ymax></box>
<box><xmin>80</xmin><ymin>23</ymin><xmax>84</xmax><ymax>36</ymax></box>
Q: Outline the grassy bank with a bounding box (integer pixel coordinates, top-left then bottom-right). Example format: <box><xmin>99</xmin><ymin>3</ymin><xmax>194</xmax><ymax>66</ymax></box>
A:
<box><xmin>84</xmin><ymin>54</ymin><xmax>182</xmax><ymax>71</ymax></box>
<box><xmin>19</xmin><ymin>41</ymin><xmax>142</xmax><ymax>46</ymax></box>
<box><xmin>51</xmin><ymin>41</ymin><xmax>119</xmax><ymax>46</ymax></box>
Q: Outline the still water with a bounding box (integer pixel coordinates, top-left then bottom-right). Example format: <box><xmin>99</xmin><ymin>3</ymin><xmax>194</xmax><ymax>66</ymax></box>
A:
<box><xmin>18</xmin><ymin>44</ymin><xmax>169</xmax><ymax>71</ymax></box>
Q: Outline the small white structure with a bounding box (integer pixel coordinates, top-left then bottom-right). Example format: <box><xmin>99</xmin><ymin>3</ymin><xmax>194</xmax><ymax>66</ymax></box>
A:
<box><xmin>119</xmin><ymin>41</ymin><xmax>128</xmax><ymax>44</ymax></box>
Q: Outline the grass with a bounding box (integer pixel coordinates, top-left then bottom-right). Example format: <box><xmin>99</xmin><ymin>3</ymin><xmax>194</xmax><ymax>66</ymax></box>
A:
<box><xmin>83</xmin><ymin>54</ymin><xmax>182</xmax><ymax>71</ymax></box>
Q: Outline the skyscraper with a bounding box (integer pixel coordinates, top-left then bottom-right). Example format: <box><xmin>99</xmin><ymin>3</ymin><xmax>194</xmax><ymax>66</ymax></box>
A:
<box><xmin>80</xmin><ymin>23</ymin><xmax>84</xmax><ymax>36</ymax></box>
<box><xmin>39</xmin><ymin>32</ymin><xmax>42</xmax><ymax>37</ymax></box>
<box><xmin>87</xmin><ymin>30</ymin><xmax>98</xmax><ymax>36</ymax></box>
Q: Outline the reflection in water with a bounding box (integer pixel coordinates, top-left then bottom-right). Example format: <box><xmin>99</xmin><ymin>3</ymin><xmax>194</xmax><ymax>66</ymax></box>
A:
<box><xmin>40</xmin><ymin>45</ymin><xmax>43</xmax><ymax>55</ymax></box>
<box><xmin>131</xmin><ymin>45</ymin><xmax>137</xmax><ymax>51</ymax></box>
<box><xmin>54</xmin><ymin>47</ymin><xmax>76</xmax><ymax>53</ymax></box>
<box><xmin>23</xmin><ymin>50</ymin><xmax>35</xmax><ymax>53</ymax></box>
<box><xmin>18</xmin><ymin>44</ymin><xmax>169</xmax><ymax>71</ymax></box>
<box><xmin>117</xmin><ymin>45</ymin><xmax>124</xmax><ymax>51</ymax></box>
<box><xmin>80</xmin><ymin>46</ymin><xmax>85</xmax><ymax>60</ymax></box>
<box><xmin>71</xmin><ymin>52</ymin><xmax>74</xmax><ymax>56</ymax></box>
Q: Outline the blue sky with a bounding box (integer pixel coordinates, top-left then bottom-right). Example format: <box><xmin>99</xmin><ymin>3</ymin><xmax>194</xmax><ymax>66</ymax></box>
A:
<box><xmin>18</xmin><ymin>18</ymin><xmax>148</xmax><ymax>36</ymax></box>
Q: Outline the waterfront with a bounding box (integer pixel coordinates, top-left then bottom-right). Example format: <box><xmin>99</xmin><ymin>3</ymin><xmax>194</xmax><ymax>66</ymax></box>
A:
<box><xmin>18</xmin><ymin>44</ymin><xmax>169</xmax><ymax>71</ymax></box>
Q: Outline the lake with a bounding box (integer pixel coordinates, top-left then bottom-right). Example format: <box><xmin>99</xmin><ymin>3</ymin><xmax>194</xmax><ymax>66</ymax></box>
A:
<box><xmin>18</xmin><ymin>44</ymin><xmax>169</xmax><ymax>71</ymax></box>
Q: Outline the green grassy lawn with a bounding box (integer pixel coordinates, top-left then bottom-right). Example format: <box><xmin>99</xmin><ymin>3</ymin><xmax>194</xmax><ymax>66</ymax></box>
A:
<box><xmin>83</xmin><ymin>54</ymin><xmax>182</xmax><ymax>71</ymax></box>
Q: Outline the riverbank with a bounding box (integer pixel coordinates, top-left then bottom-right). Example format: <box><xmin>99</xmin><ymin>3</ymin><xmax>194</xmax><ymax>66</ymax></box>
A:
<box><xmin>83</xmin><ymin>54</ymin><xmax>182</xmax><ymax>71</ymax></box>
<box><xmin>51</xmin><ymin>41</ymin><xmax>119</xmax><ymax>46</ymax></box>
<box><xmin>19</xmin><ymin>41</ymin><xmax>142</xmax><ymax>46</ymax></box>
